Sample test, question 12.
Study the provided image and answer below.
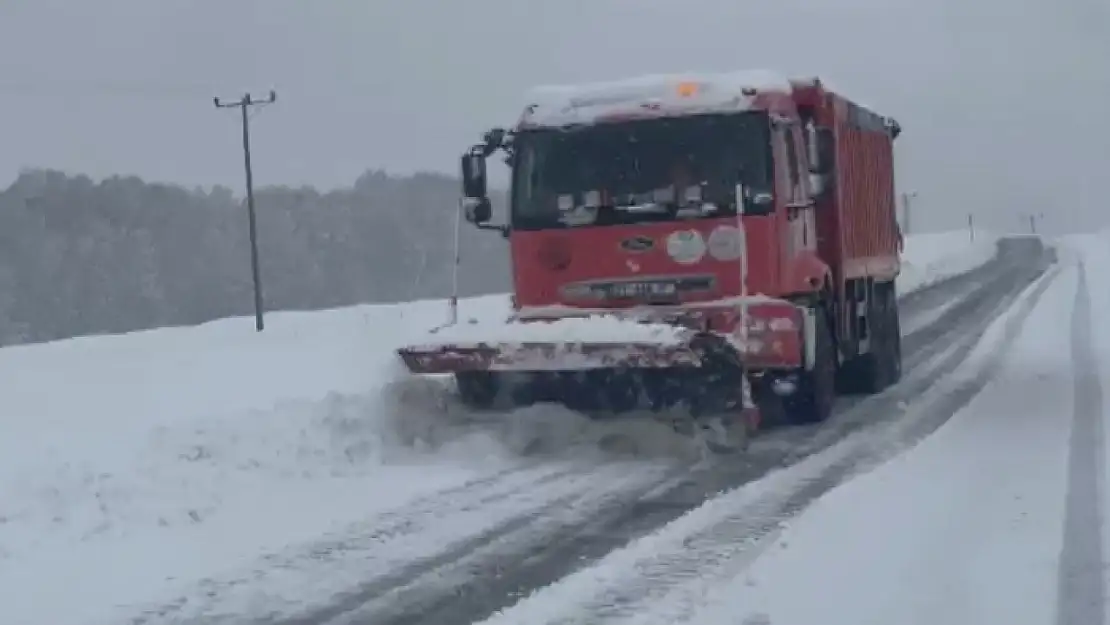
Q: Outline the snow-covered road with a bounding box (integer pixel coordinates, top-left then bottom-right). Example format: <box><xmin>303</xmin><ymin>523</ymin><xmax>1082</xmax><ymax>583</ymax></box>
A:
<box><xmin>4</xmin><ymin>228</ymin><xmax>1089</xmax><ymax>625</ymax></box>
<box><xmin>669</xmin><ymin>244</ymin><xmax>1104</xmax><ymax>625</ymax></box>
<box><xmin>462</xmin><ymin>239</ymin><xmax>1103</xmax><ymax>625</ymax></box>
<box><xmin>202</xmin><ymin>237</ymin><xmax>1052</xmax><ymax>625</ymax></box>
<box><xmin>454</xmin><ymin>237</ymin><xmax>1058</xmax><ymax>625</ymax></box>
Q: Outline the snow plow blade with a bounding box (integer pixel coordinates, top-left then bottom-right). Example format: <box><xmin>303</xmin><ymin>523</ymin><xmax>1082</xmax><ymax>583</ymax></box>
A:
<box><xmin>394</xmin><ymin>328</ymin><xmax>751</xmax><ymax>421</ymax></box>
<box><xmin>392</xmin><ymin>304</ymin><xmax>805</xmax><ymax>453</ymax></box>
<box><xmin>397</xmin><ymin>337</ymin><xmax>710</xmax><ymax>374</ymax></box>
<box><xmin>395</xmin><ymin>300</ymin><xmax>806</xmax><ymax>377</ymax></box>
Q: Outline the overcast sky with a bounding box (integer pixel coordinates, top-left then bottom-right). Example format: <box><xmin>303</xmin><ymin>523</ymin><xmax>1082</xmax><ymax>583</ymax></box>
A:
<box><xmin>1</xmin><ymin>0</ymin><xmax>1107</xmax><ymax>233</ymax></box>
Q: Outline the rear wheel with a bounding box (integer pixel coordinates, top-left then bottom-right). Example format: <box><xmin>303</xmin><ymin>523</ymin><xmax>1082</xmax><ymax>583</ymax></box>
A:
<box><xmin>886</xmin><ymin>284</ymin><xmax>904</xmax><ymax>384</ymax></box>
<box><xmin>838</xmin><ymin>281</ymin><xmax>897</xmax><ymax>394</ymax></box>
<box><xmin>783</xmin><ymin>306</ymin><xmax>836</xmax><ymax>424</ymax></box>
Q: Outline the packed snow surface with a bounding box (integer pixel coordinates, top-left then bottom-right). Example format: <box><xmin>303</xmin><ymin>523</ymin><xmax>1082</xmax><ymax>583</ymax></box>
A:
<box><xmin>0</xmin><ymin>229</ymin><xmax>1002</xmax><ymax>625</ymax></box>
<box><xmin>662</xmin><ymin>259</ymin><xmax>1083</xmax><ymax>625</ymax></box>
<box><xmin>1066</xmin><ymin>231</ymin><xmax>1110</xmax><ymax>595</ymax></box>
<box><xmin>473</xmin><ymin>235</ymin><xmax>1094</xmax><ymax>625</ymax></box>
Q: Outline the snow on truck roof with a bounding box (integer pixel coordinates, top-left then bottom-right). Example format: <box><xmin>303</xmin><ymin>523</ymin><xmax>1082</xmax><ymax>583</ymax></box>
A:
<box><xmin>518</xmin><ymin>69</ymin><xmax>802</xmax><ymax>129</ymax></box>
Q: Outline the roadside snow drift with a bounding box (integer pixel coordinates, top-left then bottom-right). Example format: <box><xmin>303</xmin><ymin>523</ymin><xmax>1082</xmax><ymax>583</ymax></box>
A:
<box><xmin>0</xmin><ymin>228</ymin><xmax>999</xmax><ymax>625</ymax></box>
<box><xmin>897</xmin><ymin>229</ymin><xmax>997</xmax><ymax>294</ymax></box>
<box><xmin>0</xmin><ymin>296</ymin><xmax>505</xmax><ymax>625</ymax></box>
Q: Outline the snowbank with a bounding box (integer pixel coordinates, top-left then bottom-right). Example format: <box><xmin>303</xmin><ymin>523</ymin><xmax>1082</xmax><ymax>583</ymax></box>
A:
<box><xmin>1062</xmin><ymin>229</ymin><xmax>1110</xmax><ymax>579</ymax></box>
<box><xmin>896</xmin><ymin>229</ymin><xmax>998</xmax><ymax>295</ymax></box>
<box><xmin>0</xmin><ymin>295</ymin><xmax>516</xmax><ymax>625</ymax></box>
<box><xmin>0</xmin><ymin>228</ymin><xmax>998</xmax><ymax>624</ymax></box>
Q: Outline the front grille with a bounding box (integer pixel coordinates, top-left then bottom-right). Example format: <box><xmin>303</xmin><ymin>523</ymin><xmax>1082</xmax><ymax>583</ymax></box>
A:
<box><xmin>561</xmin><ymin>275</ymin><xmax>715</xmax><ymax>303</ymax></box>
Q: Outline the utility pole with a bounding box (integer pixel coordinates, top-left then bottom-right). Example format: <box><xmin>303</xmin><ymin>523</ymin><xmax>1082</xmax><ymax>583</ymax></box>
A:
<box><xmin>214</xmin><ymin>90</ymin><xmax>276</xmax><ymax>332</ymax></box>
<box><xmin>1023</xmin><ymin>212</ymin><xmax>1044</xmax><ymax>235</ymax></box>
<box><xmin>900</xmin><ymin>190</ymin><xmax>918</xmax><ymax>235</ymax></box>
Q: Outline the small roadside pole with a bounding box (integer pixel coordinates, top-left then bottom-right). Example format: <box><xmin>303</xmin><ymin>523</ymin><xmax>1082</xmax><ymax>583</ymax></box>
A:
<box><xmin>1023</xmin><ymin>212</ymin><xmax>1044</xmax><ymax>236</ymax></box>
<box><xmin>214</xmin><ymin>90</ymin><xmax>277</xmax><ymax>332</ymax></box>
<box><xmin>968</xmin><ymin>213</ymin><xmax>975</xmax><ymax>242</ymax></box>
<box><xmin>900</xmin><ymin>190</ymin><xmax>918</xmax><ymax>235</ymax></box>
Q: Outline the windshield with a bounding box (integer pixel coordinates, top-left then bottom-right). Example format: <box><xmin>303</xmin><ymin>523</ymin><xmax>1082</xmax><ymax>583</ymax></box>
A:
<box><xmin>510</xmin><ymin>112</ymin><xmax>772</xmax><ymax>230</ymax></box>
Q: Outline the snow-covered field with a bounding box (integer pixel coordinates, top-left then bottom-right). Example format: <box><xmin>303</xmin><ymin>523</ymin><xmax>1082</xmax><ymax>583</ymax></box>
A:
<box><xmin>0</xmin><ymin>229</ymin><xmax>999</xmax><ymax>625</ymax></box>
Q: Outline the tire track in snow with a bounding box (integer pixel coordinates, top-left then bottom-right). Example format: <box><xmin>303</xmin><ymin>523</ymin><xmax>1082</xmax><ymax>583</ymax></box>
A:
<box><xmin>158</xmin><ymin>242</ymin><xmax>1037</xmax><ymax>625</ymax></box>
<box><xmin>897</xmin><ymin>251</ymin><xmax>1001</xmax><ymax>312</ymax></box>
<box><xmin>307</xmin><ymin>270</ymin><xmax>1014</xmax><ymax>625</ymax></box>
<box><xmin>1056</xmin><ymin>261</ymin><xmax>1106</xmax><ymax>625</ymax></box>
<box><xmin>317</xmin><ymin>468</ymin><xmax>685</xmax><ymax>625</ymax></box>
<box><xmin>278</xmin><ymin>465</ymin><xmax>674</xmax><ymax>625</ymax></box>
<box><xmin>747</xmin><ymin>248</ymin><xmax>1051</xmax><ymax>466</ymax></box>
<box><xmin>470</xmin><ymin>247</ymin><xmax>1059</xmax><ymax>625</ymax></box>
<box><xmin>127</xmin><ymin>462</ymin><xmax>631</xmax><ymax>625</ymax></box>
<box><xmin>368</xmin><ymin>263</ymin><xmax>1038</xmax><ymax>625</ymax></box>
<box><xmin>358</xmin><ymin>245</ymin><xmax>1056</xmax><ymax>625</ymax></box>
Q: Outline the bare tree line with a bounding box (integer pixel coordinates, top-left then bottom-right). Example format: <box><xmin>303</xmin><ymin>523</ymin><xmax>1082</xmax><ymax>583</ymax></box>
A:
<box><xmin>0</xmin><ymin>167</ymin><xmax>509</xmax><ymax>346</ymax></box>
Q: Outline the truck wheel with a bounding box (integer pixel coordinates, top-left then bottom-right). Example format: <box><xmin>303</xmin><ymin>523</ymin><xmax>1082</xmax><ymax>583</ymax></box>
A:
<box><xmin>454</xmin><ymin>371</ymin><xmax>500</xmax><ymax>410</ymax></box>
<box><xmin>838</xmin><ymin>283</ymin><xmax>894</xmax><ymax>395</ymax></box>
<box><xmin>886</xmin><ymin>285</ymin><xmax>903</xmax><ymax>384</ymax></box>
<box><xmin>784</xmin><ymin>306</ymin><xmax>836</xmax><ymax>424</ymax></box>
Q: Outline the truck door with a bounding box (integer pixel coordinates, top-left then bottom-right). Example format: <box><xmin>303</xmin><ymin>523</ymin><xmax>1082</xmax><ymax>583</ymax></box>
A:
<box><xmin>776</xmin><ymin>123</ymin><xmax>816</xmax><ymax>279</ymax></box>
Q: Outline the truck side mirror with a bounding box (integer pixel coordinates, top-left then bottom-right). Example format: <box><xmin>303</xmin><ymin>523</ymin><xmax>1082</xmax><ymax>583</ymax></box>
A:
<box><xmin>806</xmin><ymin>126</ymin><xmax>835</xmax><ymax>176</ymax></box>
<box><xmin>886</xmin><ymin>118</ymin><xmax>902</xmax><ymax>140</ymax></box>
<box><xmin>804</xmin><ymin>124</ymin><xmax>836</xmax><ymax>202</ymax></box>
<box><xmin>461</xmin><ymin>151</ymin><xmax>488</xmax><ymax>200</ymax></box>
<box><xmin>463</xmin><ymin>197</ymin><xmax>492</xmax><ymax>225</ymax></box>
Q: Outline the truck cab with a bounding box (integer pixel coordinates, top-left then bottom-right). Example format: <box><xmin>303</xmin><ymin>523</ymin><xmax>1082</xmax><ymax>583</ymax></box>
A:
<box><xmin>460</xmin><ymin>72</ymin><xmax>836</xmax><ymax>318</ymax></box>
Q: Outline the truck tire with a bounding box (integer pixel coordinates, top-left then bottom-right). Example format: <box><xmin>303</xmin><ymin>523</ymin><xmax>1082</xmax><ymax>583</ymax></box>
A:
<box><xmin>837</xmin><ymin>282</ymin><xmax>895</xmax><ymax>395</ymax></box>
<box><xmin>783</xmin><ymin>306</ymin><xmax>836</xmax><ymax>424</ymax></box>
<box><xmin>886</xmin><ymin>285</ymin><xmax>903</xmax><ymax>384</ymax></box>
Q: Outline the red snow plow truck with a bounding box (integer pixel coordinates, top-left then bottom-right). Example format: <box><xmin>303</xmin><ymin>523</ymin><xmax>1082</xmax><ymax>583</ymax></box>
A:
<box><xmin>397</xmin><ymin>70</ymin><xmax>904</xmax><ymax>452</ymax></box>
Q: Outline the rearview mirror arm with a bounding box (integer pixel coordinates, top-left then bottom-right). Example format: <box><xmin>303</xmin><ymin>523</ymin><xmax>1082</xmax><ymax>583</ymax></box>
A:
<box><xmin>476</xmin><ymin>222</ymin><xmax>510</xmax><ymax>238</ymax></box>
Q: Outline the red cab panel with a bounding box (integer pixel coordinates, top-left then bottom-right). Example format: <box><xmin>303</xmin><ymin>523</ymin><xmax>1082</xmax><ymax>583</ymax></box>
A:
<box><xmin>509</xmin><ymin>216</ymin><xmax>781</xmax><ymax>310</ymax></box>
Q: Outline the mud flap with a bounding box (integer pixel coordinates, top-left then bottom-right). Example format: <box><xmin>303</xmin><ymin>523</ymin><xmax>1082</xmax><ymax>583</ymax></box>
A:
<box><xmin>803</xmin><ymin>306</ymin><xmax>818</xmax><ymax>370</ymax></box>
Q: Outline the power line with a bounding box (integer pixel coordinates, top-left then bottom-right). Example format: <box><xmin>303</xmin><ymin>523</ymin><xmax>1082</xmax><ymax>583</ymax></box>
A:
<box><xmin>0</xmin><ymin>80</ymin><xmax>224</xmax><ymax>99</ymax></box>
<box><xmin>214</xmin><ymin>90</ymin><xmax>277</xmax><ymax>332</ymax></box>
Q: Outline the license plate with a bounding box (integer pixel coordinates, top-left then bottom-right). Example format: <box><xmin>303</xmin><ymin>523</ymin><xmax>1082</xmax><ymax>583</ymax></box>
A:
<box><xmin>562</xmin><ymin>276</ymin><xmax>714</xmax><ymax>302</ymax></box>
<box><xmin>608</xmin><ymin>282</ymin><xmax>677</xmax><ymax>298</ymax></box>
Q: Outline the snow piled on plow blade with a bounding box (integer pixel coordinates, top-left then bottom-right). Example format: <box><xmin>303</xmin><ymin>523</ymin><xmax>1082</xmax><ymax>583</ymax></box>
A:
<box><xmin>397</xmin><ymin>314</ymin><xmax>705</xmax><ymax>374</ymax></box>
